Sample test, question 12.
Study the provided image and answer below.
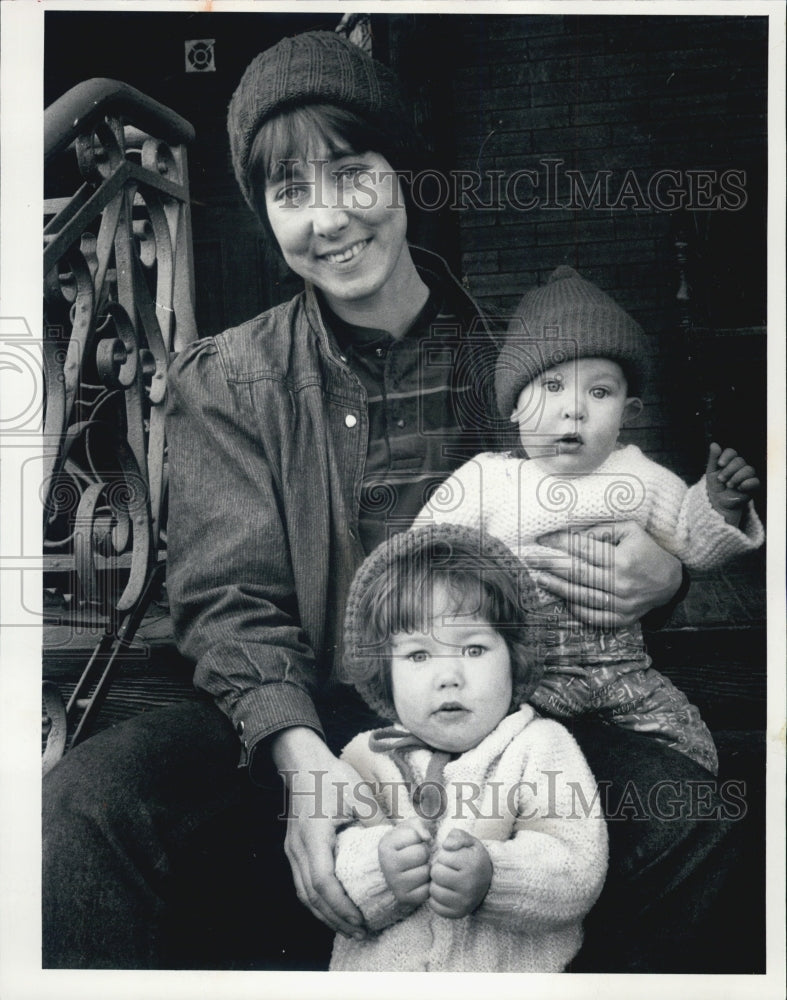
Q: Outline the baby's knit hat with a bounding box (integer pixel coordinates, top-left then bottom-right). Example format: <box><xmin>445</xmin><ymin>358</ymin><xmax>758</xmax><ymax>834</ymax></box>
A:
<box><xmin>495</xmin><ymin>265</ymin><xmax>651</xmax><ymax>419</ymax></box>
<box><xmin>342</xmin><ymin>523</ymin><xmax>543</xmax><ymax>721</ymax></box>
<box><xmin>228</xmin><ymin>30</ymin><xmax>412</xmax><ymax>213</ymax></box>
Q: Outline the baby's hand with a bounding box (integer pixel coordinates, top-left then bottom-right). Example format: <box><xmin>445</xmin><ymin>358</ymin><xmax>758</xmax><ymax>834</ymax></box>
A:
<box><xmin>429</xmin><ymin>828</ymin><xmax>492</xmax><ymax>919</ymax></box>
<box><xmin>705</xmin><ymin>442</ymin><xmax>760</xmax><ymax>527</ymax></box>
<box><xmin>378</xmin><ymin>817</ymin><xmax>431</xmax><ymax>909</ymax></box>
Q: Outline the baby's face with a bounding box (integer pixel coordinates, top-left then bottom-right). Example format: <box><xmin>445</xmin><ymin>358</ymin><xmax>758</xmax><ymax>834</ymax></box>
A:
<box><xmin>389</xmin><ymin>581</ymin><xmax>513</xmax><ymax>753</ymax></box>
<box><xmin>511</xmin><ymin>357</ymin><xmax>639</xmax><ymax>474</ymax></box>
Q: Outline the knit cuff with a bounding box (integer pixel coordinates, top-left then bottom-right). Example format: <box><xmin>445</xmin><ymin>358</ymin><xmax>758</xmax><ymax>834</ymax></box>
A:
<box><xmin>685</xmin><ymin>480</ymin><xmax>765</xmax><ymax>569</ymax></box>
<box><xmin>334</xmin><ymin>824</ymin><xmax>411</xmax><ymax>933</ymax></box>
<box><xmin>477</xmin><ymin>840</ymin><xmax>545</xmax><ymax>930</ymax></box>
<box><xmin>479</xmin><ymin>837</ymin><xmax>605</xmax><ymax>933</ymax></box>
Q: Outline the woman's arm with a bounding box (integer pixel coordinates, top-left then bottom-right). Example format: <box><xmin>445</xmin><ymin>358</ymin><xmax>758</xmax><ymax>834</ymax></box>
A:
<box><xmin>272</xmin><ymin>727</ymin><xmax>372</xmax><ymax>939</ymax></box>
<box><xmin>416</xmin><ymin>456</ymin><xmax>684</xmax><ymax>630</ymax></box>
<box><xmin>533</xmin><ymin>520</ymin><xmax>684</xmax><ymax>629</ymax></box>
<box><xmin>166</xmin><ymin>339</ymin><xmax>324</xmax><ymax>756</ymax></box>
<box><xmin>168</xmin><ymin>342</ymin><xmax>369</xmax><ymax>936</ymax></box>
<box><xmin>277</xmin><ymin>730</ymin><xmax>423</xmax><ymax>936</ymax></box>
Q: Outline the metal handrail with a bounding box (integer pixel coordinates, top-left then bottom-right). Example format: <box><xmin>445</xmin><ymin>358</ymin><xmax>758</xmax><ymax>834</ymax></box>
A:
<box><xmin>45</xmin><ymin>78</ymin><xmax>195</xmax><ymax>161</ymax></box>
<box><xmin>42</xmin><ymin>79</ymin><xmax>198</xmax><ymax>770</ymax></box>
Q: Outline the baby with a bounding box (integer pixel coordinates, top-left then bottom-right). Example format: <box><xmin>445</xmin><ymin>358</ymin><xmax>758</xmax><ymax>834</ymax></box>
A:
<box><xmin>330</xmin><ymin>523</ymin><xmax>608</xmax><ymax>973</ymax></box>
<box><xmin>414</xmin><ymin>265</ymin><xmax>764</xmax><ymax>775</ymax></box>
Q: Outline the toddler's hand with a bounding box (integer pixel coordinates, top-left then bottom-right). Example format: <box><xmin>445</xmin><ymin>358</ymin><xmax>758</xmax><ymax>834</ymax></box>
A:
<box><xmin>705</xmin><ymin>442</ymin><xmax>760</xmax><ymax>526</ymax></box>
<box><xmin>429</xmin><ymin>828</ymin><xmax>492</xmax><ymax>919</ymax></box>
<box><xmin>378</xmin><ymin>817</ymin><xmax>431</xmax><ymax>910</ymax></box>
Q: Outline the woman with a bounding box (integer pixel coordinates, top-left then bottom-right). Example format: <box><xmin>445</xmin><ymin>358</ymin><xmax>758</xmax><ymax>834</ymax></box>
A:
<box><xmin>43</xmin><ymin>31</ymin><xmax>732</xmax><ymax>971</ymax></box>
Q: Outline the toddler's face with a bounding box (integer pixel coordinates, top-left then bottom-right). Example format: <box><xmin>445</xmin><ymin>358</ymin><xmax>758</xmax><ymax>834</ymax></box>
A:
<box><xmin>389</xmin><ymin>580</ymin><xmax>513</xmax><ymax>753</ymax></box>
<box><xmin>511</xmin><ymin>357</ymin><xmax>640</xmax><ymax>474</ymax></box>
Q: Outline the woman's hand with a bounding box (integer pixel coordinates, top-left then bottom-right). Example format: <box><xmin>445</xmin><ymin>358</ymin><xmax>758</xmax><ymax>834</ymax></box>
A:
<box><xmin>535</xmin><ymin>520</ymin><xmax>683</xmax><ymax>628</ymax></box>
<box><xmin>272</xmin><ymin>727</ymin><xmax>369</xmax><ymax>940</ymax></box>
<box><xmin>378</xmin><ymin>817</ymin><xmax>432</xmax><ymax>909</ymax></box>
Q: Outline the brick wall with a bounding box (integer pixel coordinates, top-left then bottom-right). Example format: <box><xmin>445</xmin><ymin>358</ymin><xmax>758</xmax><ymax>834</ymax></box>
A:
<box><xmin>445</xmin><ymin>14</ymin><xmax>767</xmax><ymax>468</ymax></box>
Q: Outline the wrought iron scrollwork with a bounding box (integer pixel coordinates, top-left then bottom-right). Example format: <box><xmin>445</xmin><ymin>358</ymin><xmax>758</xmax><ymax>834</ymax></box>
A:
<box><xmin>42</xmin><ymin>80</ymin><xmax>197</xmax><ymax>769</ymax></box>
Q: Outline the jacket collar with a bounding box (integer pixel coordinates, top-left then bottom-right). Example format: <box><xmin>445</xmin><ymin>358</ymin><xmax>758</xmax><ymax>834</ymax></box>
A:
<box><xmin>301</xmin><ymin>245</ymin><xmax>491</xmax><ymax>364</ymax></box>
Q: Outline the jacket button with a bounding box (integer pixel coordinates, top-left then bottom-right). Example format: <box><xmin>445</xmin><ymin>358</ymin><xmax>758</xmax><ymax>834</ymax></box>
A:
<box><xmin>236</xmin><ymin>720</ymin><xmax>245</xmax><ymax>735</ymax></box>
<box><xmin>345</xmin><ymin>414</ymin><xmax>357</xmax><ymax>428</ymax></box>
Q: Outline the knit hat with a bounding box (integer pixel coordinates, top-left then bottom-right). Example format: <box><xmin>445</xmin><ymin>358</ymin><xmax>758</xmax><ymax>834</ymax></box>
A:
<box><xmin>495</xmin><ymin>265</ymin><xmax>651</xmax><ymax>419</ymax></box>
<box><xmin>228</xmin><ymin>30</ymin><xmax>412</xmax><ymax>213</ymax></box>
<box><xmin>342</xmin><ymin>523</ymin><xmax>543</xmax><ymax>721</ymax></box>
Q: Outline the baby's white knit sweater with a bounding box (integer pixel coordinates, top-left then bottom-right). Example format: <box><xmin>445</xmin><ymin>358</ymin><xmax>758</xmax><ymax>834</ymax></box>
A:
<box><xmin>330</xmin><ymin>707</ymin><xmax>608</xmax><ymax>972</ymax></box>
<box><xmin>416</xmin><ymin>444</ymin><xmax>764</xmax><ymax>575</ymax></box>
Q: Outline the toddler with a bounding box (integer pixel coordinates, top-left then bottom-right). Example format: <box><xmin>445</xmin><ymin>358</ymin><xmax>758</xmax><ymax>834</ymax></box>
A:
<box><xmin>415</xmin><ymin>265</ymin><xmax>764</xmax><ymax>774</ymax></box>
<box><xmin>330</xmin><ymin>523</ymin><xmax>608</xmax><ymax>972</ymax></box>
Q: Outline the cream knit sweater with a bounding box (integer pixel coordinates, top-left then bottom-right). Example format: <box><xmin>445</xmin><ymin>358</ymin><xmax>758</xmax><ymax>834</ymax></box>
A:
<box><xmin>415</xmin><ymin>444</ymin><xmax>764</xmax><ymax>575</ymax></box>
<box><xmin>330</xmin><ymin>706</ymin><xmax>608</xmax><ymax>972</ymax></box>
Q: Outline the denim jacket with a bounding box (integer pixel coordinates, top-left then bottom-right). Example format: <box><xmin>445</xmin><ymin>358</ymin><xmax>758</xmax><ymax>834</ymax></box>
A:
<box><xmin>166</xmin><ymin>247</ymin><xmax>501</xmax><ymax>765</ymax></box>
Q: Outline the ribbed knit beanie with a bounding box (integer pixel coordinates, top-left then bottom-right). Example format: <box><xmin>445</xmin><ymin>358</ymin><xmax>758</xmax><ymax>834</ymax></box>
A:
<box><xmin>228</xmin><ymin>30</ymin><xmax>412</xmax><ymax>213</ymax></box>
<box><xmin>495</xmin><ymin>265</ymin><xmax>651</xmax><ymax>419</ymax></box>
<box><xmin>342</xmin><ymin>523</ymin><xmax>543</xmax><ymax>721</ymax></box>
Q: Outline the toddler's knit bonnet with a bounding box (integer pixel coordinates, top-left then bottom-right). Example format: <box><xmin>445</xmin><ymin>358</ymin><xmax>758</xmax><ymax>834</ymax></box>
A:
<box><xmin>342</xmin><ymin>523</ymin><xmax>543</xmax><ymax>721</ymax></box>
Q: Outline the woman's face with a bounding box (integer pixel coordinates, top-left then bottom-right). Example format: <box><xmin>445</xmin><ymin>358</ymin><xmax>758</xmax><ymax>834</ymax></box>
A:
<box><xmin>264</xmin><ymin>148</ymin><xmax>410</xmax><ymax>310</ymax></box>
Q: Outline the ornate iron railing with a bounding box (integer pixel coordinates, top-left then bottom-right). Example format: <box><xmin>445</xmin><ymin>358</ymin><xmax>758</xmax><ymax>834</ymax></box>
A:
<box><xmin>42</xmin><ymin>79</ymin><xmax>197</xmax><ymax>771</ymax></box>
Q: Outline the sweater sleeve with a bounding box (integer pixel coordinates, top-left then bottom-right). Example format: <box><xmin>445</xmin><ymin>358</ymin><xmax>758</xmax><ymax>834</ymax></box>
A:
<box><xmin>476</xmin><ymin>719</ymin><xmax>608</xmax><ymax>932</ymax></box>
<box><xmin>333</xmin><ymin>733</ymin><xmax>414</xmax><ymax>933</ymax></box>
<box><xmin>334</xmin><ymin>825</ymin><xmax>413</xmax><ymax>933</ymax></box>
<box><xmin>636</xmin><ymin>456</ymin><xmax>765</xmax><ymax>570</ymax></box>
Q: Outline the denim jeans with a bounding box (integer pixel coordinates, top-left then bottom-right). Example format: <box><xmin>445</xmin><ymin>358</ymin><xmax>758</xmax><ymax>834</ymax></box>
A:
<box><xmin>42</xmin><ymin>698</ymin><xmax>761</xmax><ymax>971</ymax></box>
<box><xmin>564</xmin><ymin>719</ymin><xmax>761</xmax><ymax>973</ymax></box>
